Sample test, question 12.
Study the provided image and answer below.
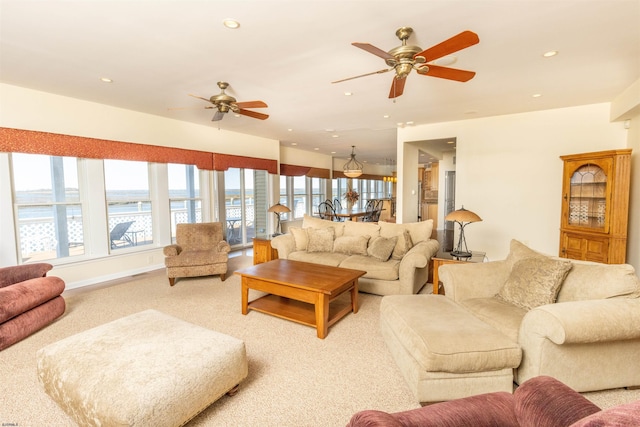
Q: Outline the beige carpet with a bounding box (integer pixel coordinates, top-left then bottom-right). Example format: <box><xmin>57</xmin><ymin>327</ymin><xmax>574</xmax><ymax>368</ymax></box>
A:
<box><xmin>2</xmin><ymin>256</ymin><xmax>640</xmax><ymax>426</ymax></box>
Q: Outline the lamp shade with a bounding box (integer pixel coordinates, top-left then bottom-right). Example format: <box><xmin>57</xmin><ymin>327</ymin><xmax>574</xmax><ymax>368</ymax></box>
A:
<box><xmin>268</xmin><ymin>203</ymin><xmax>291</xmax><ymax>214</ymax></box>
<box><xmin>343</xmin><ymin>145</ymin><xmax>363</xmax><ymax>178</ymax></box>
<box><xmin>445</xmin><ymin>206</ymin><xmax>482</xmax><ymax>223</ymax></box>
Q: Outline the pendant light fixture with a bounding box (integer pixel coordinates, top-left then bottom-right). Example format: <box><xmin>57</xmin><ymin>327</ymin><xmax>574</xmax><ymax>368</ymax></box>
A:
<box><xmin>343</xmin><ymin>145</ymin><xmax>363</xmax><ymax>178</ymax></box>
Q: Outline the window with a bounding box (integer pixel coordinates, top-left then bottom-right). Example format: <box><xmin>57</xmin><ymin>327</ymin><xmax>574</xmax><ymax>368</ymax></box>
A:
<box><xmin>292</xmin><ymin>175</ymin><xmax>307</xmax><ymax>219</ymax></box>
<box><xmin>104</xmin><ymin>159</ymin><xmax>152</xmax><ymax>250</ymax></box>
<box><xmin>168</xmin><ymin>163</ymin><xmax>202</xmax><ymax>241</ymax></box>
<box><xmin>279</xmin><ymin>175</ymin><xmax>289</xmax><ymax>221</ymax></box>
<box><xmin>311</xmin><ymin>177</ymin><xmax>325</xmax><ymax>213</ymax></box>
<box><xmin>12</xmin><ymin>153</ymin><xmax>84</xmax><ymax>263</ymax></box>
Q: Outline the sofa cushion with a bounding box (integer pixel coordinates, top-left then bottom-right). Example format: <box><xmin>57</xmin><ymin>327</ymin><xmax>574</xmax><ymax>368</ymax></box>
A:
<box><xmin>391</xmin><ymin>229</ymin><xmax>414</xmax><ymax>260</ymax></box>
<box><xmin>302</xmin><ymin>214</ymin><xmax>344</xmax><ymax>237</ymax></box>
<box><xmin>497</xmin><ymin>257</ymin><xmax>573</xmax><ymax>311</ymax></box>
<box><xmin>343</xmin><ymin>221</ymin><xmax>380</xmax><ymax>238</ymax></box>
<box><xmin>367</xmin><ymin>236</ymin><xmax>397</xmax><ymax>262</ymax></box>
<box><xmin>380</xmin><ymin>295</ymin><xmax>522</xmax><ymax>373</ymax></box>
<box><xmin>334</xmin><ymin>235</ymin><xmax>370</xmax><ymax>256</ymax></box>
<box><xmin>164</xmin><ymin>250</ymin><xmax>228</xmax><ymax>267</ymax></box>
<box><xmin>340</xmin><ymin>255</ymin><xmax>400</xmax><ymax>281</ymax></box>
<box><xmin>288</xmin><ymin>250</ymin><xmax>349</xmax><ymax>266</ymax></box>
<box><xmin>505</xmin><ymin>239</ymin><xmax>546</xmax><ymax>268</ymax></box>
<box><xmin>0</xmin><ymin>277</ymin><xmax>65</xmax><ymax>323</ymax></box>
<box><xmin>570</xmin><ymin>399</ymin><xmax>640</xmax><ymax>427</ymax></box>
<box><xmin>306</xmin><ymin>227</ymin><xmax>335</xmax><ymax>253</ymax></box>
<box><xmin>556</xmin><ymin>261</ymin><xmax>640</xmax><ymax>302</ymax></box>
<box><xmin>289</xmin><ymin>226</ymin><xmax>309</xmax><ymax>251</ymax></box>
<box><xmin>379</xmin><ymin>220</ymin><xmax>433</xmax><ymax>244</ymax></box>
<box><xmin>459</xmin><ymin>297</ymin><xmax>527</xmax><ymax>343</ymax></box>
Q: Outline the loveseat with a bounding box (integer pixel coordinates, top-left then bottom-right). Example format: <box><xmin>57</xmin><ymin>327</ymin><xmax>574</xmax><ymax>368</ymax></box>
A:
<box><xmin>0</xmin><ymin>263</ymin><xmax>66</xmax><ymax>351</ymax></box>
<box><xmin>380</xmin><ymin>239</ymin><xmax>640</xmax><ymax>403</ymax></box>
<box><xmin>270</xmin><ymin>215</ymin><xmax>440</xmax><ymax>295</ymax></box>
<box><xmin>347</xmin><ymin>375</ymin><xmax>640</xmax><ymax>427</ymax></box>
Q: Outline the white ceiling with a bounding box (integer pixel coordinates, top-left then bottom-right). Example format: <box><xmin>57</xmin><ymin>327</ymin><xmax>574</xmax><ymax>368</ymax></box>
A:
<box><xmin>1</xmin><ymin>1</ymin><xmax>639</xmax><ymax>166</ymax></box>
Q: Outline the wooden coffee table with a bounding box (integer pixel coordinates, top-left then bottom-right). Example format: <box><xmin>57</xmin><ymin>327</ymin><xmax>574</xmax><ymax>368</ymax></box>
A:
<box><xmin>235</xmin><ymin>259</ymin><xmax>365</xmax><ymax>339</ymax></box>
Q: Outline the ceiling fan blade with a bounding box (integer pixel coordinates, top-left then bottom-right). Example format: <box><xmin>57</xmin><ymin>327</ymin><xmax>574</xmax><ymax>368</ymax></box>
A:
<box><xmin>332</xmin><ymin>68</ymin><xmax>392</xmax><ymax>84</ymax></box>
<box><xmin>234</xmin><ymin>100</ymin><xmax>268</xmax><ymax>109</ymax></box>
<box><xmin>388</xmin><ymin>76</ymin><xmax>407</xmax><ymax>99</ymax></box>
<box><xmin>212</xmin><ymin>111</ymin><xmax>225</xmax><ymax>121</ymax></box>
<box><xmin>352</xmin><ymin>42</ymin><xmax>395</xmax><ymax>60</ymax></box>
<box><xmin>414</xmin><ymin>30</ymin><xmax>479</xmax><ymax>62</ymax></box>
<box><xmin>188</xmin><ymin>94</ymin><xmax>212</xmax><ymax>103</ymax></box>
<box><xmin>418</xmin><ymin>64</ymin><xmax>476</xmax><ymax>82</ymax></box>
<box><xmin>238</xmin><ymin>109</ymin><xmax>269</xmax><ymax>120</ymax></box>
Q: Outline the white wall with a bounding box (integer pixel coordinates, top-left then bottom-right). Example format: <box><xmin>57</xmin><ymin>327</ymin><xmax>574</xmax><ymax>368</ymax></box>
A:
<box><xmin>399</xmin><ymin>103</ymin><xmax>630</xmax><ymax>264</ymax></box>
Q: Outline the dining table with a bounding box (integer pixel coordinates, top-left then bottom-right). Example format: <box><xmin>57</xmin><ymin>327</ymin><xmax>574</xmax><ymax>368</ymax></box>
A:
<box><xmin>330</xmin><ymin>207</ymin><xmax>375</xmax><ymax>222</ymax></box>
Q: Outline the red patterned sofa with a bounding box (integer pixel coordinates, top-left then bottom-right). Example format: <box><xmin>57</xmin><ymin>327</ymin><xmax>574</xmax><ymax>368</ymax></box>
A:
<box><xmin>347</xmin><ymin>375</ymin><xmax>640</xmax><ymax>426</ymax></box>
<box><xmin>0</xmin><ymin>263</ymin><xmax>65</xmax><ymax>350</ymax></box>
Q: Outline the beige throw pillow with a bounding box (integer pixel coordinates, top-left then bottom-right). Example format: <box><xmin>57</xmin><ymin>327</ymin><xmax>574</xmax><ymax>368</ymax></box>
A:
<box><xmin>367</xmin><ymin>236</ymin><xmax>398</xmax><ymax>261</ymax></box>
<box><xmin>391</xmin><ymin>229</ymin><xmax>413</xmax><ymax>260</ymax></box>
<box><xmin>333</xmin><ymin>235</ymin><xmax>370</xmax><ymax>256</ymax></box>
<box><xmin>497</xmin><ymin>257</ymin><xmax>573</xmax><ymax>310</ymax></box>
<box><xmin>289</xmin><ymin>227</ymin><xmax>309</xmax><ymax>251</ymax></box>
<box><xmin>306</xmin><ymin>227</ymin><xmax>335</xmax><ymax>253</ymax></box>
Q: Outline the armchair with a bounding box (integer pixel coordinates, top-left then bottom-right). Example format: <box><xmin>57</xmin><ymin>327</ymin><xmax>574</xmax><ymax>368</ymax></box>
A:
<box><xmin>163</xmin><ymin>222</ymin><xmax>231</xmax><ymax>286</ymax></box>
<box><xmin>0</xmin><ymin>263</ymin><xmax>66</xmax><ymax>351</ymax></box>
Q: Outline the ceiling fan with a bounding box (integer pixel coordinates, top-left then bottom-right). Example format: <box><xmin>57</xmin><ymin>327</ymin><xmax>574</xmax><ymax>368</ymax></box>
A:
<box><xmin>189</xmin><ymin>81</ymin><xmax>269</xmax><ymax>121</ymax></box>
<box><xmin>332</xmin><ymin>27</ymin><xmax>479</xmax><ymax>99</ymax></box>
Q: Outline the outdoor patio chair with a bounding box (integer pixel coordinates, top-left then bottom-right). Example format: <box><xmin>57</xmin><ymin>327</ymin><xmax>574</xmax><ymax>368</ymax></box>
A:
<box><xmin>109</xmin><ymin>221</ymin><xmax>135</xmax><ymax>249</ymax></box>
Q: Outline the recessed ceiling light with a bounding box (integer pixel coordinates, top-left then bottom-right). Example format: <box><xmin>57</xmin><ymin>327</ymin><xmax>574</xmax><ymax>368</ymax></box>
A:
<box><xmin>344</xmin><ymin>92</ymin><xmax>353</xmax><ymax>96</ymax></box>
<box><xmin>406</xmin><ymin>121</ymin><xmax>414</xmax><ymax>126</ymax></box>
<box><xmin>383</xmin><ymin>114</ymin><xmax>390</xmax><ymax>119</ymax></box>
<box><xmin>331</xmin><ymin>151</ymin><xmax>336</xmax><ymax>154</ymax></box>
<box><xmin>291</xmin><ymin>142</ymin><xmax>297</xmax><ymax>146</ymax></box>
<box><xmin>532</xmin><ymin>93</ymin><xmax>542</xmax><ymax>98</ymax></box>
<box><xmin>332</xmin><ymin>134</ymin><xmax>339</xmax><ymax>138</ymax></box>
<box><xmin>287</xmin><ymin>128</ymin><xmax>293</xmax><ymax>132</ymax></box>
<box><xmin>100</xmin><ymin>77</ymin><xmax>113</xmax><ymax>83</ymax></box>
<box><xmin>223</xmin><ymin>19</ymin><xmax>240</xmax><ymax>29</ymax></box>
<box><xmin>314</xmin><ymin>148</ymin><xmax>319</xmax><ymax>151</ymax></box>
<box><xmin>434</xmin><ymin>55</ymin><xmax>457</xmax><ymax>66</ymax></box>
<box><xmin>543</xmin><ymin>50</ymin><xmax>558</xmax><ymax>57</ymax></box>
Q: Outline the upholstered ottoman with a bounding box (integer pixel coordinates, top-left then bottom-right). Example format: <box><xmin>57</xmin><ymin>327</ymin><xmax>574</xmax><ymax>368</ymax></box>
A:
<box><xmin>37</xmin><ymin>310</ymin><xmax>248</xmax><ymax>427</ymax></box>
<box><xmin>380</xmin><ymin>295</ymin><xmax>521</xmax><ymax>403</ymax></box>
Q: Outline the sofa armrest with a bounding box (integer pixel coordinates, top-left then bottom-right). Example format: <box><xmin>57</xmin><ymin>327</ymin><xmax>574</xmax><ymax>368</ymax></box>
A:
<box><xmin>163</xmin><ymin>244</ymin><xmax>182</xmax><ymax>257</ymax></box>
<box><xmin>0</xmin><ymin>263</ymin><xmax>53</xmax><ymax>288</ymax></box>
<box><xmin>520</xmin><ymin>298</ymin><xmax>640</xmax><ymax>345</ymax></box>
<box><xmin>216</xmin><ymin>240</ymin><xmax>231</xmax><ymax>253</ymax></box>
<box><xmin>440</xmin><ymin>260</ymin><xmax>511</xmax><ymax>302</ymax></box>
<box><xmin>513</xmin><ymin>375</ymin><xmax>601</xmax><ymax>427</ymax></box>
<box><xmin>270</xmin><ymin>234</ymin><xmax>295</xmax><ymax>259</ymax></box>
<box><xmin>399</xmin><ymin>240</ymin><xmax>439</xmax><ymax>270</ymax></box>
<box><xmin>347</xmin><ymin>392</ymin><xmax>519</xmax><ymax>427</ymax></box>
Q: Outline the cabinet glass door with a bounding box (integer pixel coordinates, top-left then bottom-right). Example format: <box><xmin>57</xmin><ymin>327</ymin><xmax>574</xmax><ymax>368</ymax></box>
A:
<box><xmin>568</xmin><ymin>163</ymin><xmax>607</xmax><ymax>230</ymax></box>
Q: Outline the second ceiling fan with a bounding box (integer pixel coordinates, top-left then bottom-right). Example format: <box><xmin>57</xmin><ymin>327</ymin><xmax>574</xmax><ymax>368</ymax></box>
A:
<box><xmin>333</xmin><ymin>27</ymin><xmax>479</xmax><ymax>98</ymax></box>
<box><xmin>189</xmin><ymin>81</ymin><xmax>269</xmax><ymax>122</ymax></box>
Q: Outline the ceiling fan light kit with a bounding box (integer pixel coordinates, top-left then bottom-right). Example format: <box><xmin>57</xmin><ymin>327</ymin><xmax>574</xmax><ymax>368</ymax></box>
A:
<box><xmin>333</xmin><ymin>26</ymin><xmax>479</xmax><ymax>99</ymax></box>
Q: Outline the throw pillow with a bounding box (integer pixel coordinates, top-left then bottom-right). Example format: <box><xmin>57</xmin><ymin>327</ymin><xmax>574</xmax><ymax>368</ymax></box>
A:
<box><xmin>497</xmin><ymin>257</ymin><xmax>573</xmax><ymax>310</ymax></box>
<box><xmin>289</xmin><ymin>227</ymin><xmax>309</xmax><ymax>251</ymax></box>
<box><xmin>391</xmin><ymin>229</ymin><xmax>414</xmax><ymax>260</ymax></box>
<box><xmin>367</xmin><ymin>236</ymin><xmax>398</xmax><ymax>261</ymax></box>
<box><xmin>306</xmin><ymin>227</ymin><xmax>335</xmax><ymax>253</ymax></box>
<box><xmin>334</xmin><ymin>235</ymin><xmax>370</xmax><ymax>256</ymax></box>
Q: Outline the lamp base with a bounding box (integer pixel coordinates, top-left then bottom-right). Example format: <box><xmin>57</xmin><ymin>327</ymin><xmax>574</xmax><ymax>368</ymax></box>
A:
<box><xmin>450</xmin><ymin>250</ymin><xmax>472</xmax><ymax>258</ymax></box>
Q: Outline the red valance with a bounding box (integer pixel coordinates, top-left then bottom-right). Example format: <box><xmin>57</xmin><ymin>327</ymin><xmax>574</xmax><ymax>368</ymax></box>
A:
<box><xmin>0</xmin><ymin>127</ymin><xmax>278</xmax><ymax>174</ymax></box>
<box><xmin>281</xmin><ymin>164</ymin><xmax>330</xmax><ymax>179</ymax></box>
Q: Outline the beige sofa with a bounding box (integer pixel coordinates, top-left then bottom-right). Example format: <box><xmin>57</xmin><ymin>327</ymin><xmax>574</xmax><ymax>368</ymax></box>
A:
<box><xmin>380</xmin><ymin>239</ymin><xmax>640</xmax><ymax>402</ymax></box>
<box><xmin>270</xmin><ymin>215</ymin><xmax>440</xmax><ymax>295</ymax></box>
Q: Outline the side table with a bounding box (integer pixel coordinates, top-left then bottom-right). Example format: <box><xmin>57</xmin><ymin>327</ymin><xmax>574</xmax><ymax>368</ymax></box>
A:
<box><xmin>432</xmin><ymin>251</ymin><xmax>485</xmax><ymax>294</ymax></box>
<box><xmin>252</xmin><ymin>235</ymin><xmax>278</xmax><ymax>265</ymax></box>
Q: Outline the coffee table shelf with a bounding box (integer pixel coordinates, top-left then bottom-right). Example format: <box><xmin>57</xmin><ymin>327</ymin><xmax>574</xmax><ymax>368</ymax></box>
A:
<box><xmin>248</xmin><ymin>294</ymin><xmax>353</xmax><ymax>329</ymax></box>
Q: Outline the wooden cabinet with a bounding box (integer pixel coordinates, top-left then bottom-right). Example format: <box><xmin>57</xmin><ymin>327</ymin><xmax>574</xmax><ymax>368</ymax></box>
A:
<box><xmin>559</xmin><ymin>149</ymin><xmax>631</xmax><ymax>264</ymax></box>
<box><xmin>252</xmin><ymin>236</ymin><xmax>278</xmax><ymax>265</ymax></box>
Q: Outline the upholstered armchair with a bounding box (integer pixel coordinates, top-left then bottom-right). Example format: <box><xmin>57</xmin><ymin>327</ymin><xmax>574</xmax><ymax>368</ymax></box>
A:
<box><xmin>0</xmin><ymin>263</ymin><xmax>66</xmax><ymax>351</ymax></box>
<box><xmin>163</xmin><ymin>222</ymin><xmax>231</xmax><ymax>286</ymax></box>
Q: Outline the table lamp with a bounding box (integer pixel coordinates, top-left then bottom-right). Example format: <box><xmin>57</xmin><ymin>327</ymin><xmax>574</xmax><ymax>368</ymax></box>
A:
<box><xmin>268</xmin><ymin>203</ymin><xmax>291</xmax><ymax>236</ymax></box>
<box><xmin>444</xmin><ymin>206</ymin><xmax>482</xmax><ymax>258</ymax></box>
